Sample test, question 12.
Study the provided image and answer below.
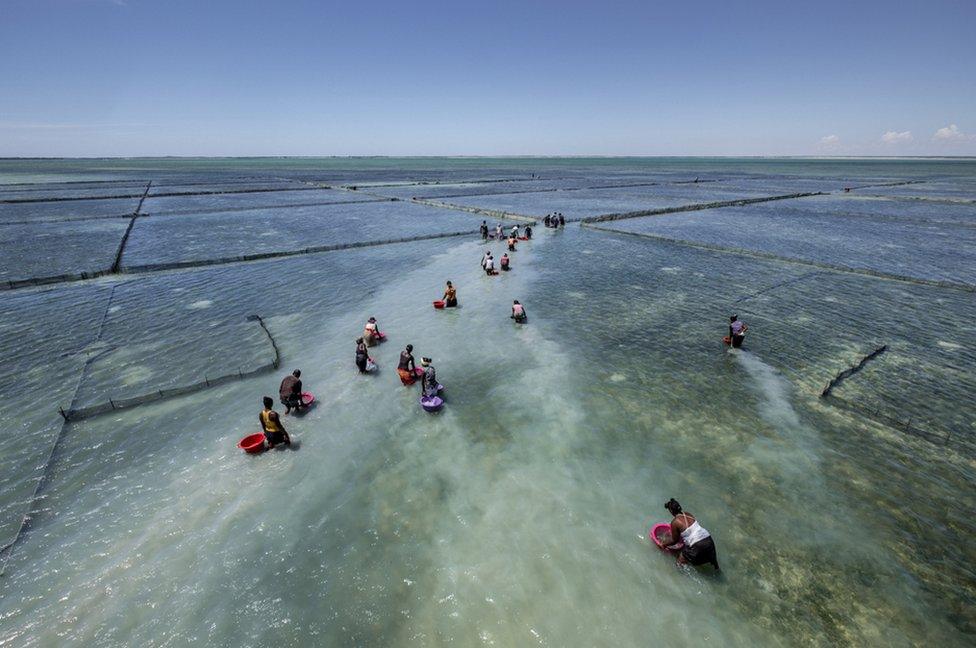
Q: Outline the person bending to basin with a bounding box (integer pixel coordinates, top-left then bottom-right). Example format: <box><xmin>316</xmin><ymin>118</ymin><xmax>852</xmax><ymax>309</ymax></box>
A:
<box><xmin>363</xmin><ymin>317</ymin><xmax>381</xmax><ymax>347</ymax></box>
<box><xmin>260</xmin><ymin>396</ymin><xmax>291</xmax><ymax>448</ymax></box>
<box><xmin>420</xmin><ymin>357</ymin><xmax>439</xmax><ymax>398</ymax></box>
<box><xmin>511</xmin><ymin>300</ymin><xmax>526</xmax><ymax>322</ymax></box>
<box><xmin>443</xmin><ymin>281</ymin><xmax>458</xmax><ymax>307</ymax></box>
<box><xmin>500</xmin><ymin>254</ymin><xmax>510</xmax><ymax>271</ymax></box>
<box><xmin>729</xmin><ymin>314</ymin><xmax>748</xmax><ymax>348</ymax></box>
<box><xmin>661</xmin><ymin>498</ymin><xmax>719</xmax><ymax>570</ymax></box>
<box><xmin>507</xmin><ymin>235</ymin><xmax>517</xmax><ymax>252</ymax></box>
<box><xmin>398</xmin><ymin>344</ymin><xmax>418</xmax><ymax>385</ymax></box>
<box><xmin>279</xmin><ymin>369</ymin><xmax>305</xmax><ymax>415</ymax></box>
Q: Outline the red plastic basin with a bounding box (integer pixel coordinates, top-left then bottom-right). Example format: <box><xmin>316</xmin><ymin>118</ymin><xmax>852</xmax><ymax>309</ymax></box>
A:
<box><xmin>238</xmin><ymin>433</ymin><xmax>266</xmax><ymax>454</ymax></box>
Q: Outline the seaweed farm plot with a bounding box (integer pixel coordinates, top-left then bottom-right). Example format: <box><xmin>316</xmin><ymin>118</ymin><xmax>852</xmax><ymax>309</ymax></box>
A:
<box><xmin>732</xmin><ymin>271</ymin><xmax>976</xmax><ymax>448</ymax></box>
<box><xmin>145</xmin><ymin>180</ymin><xmax>308</xmax><ymax>196</ymax></box>
<box><xmin>141</xmin><ymin>188</ymin><xmax>379</xmax><ymax>214</ymax></box>
<box><xmin>0</xmin><ymin>283</ymin><xmax>112</xmax><ymax>549</ymax></box>
<box><xmin>564</xmin><ymin>224</ymin><xmax>976</xmax><ymax>450</ymax></box>
<box><xmin>121</xmin><ymin>200</ymin><xmax>520</xmax><ymax>269</ymax></box>
<box><xmin>601</xmin><ymin>195</ymin><xmax>976</xmax><ymax>286</ymax></box>
<box><xmin>0</xmin><ymin>182</ymin><xmax>149</xmax><ymax>202</ymax></box>
<box><xmin>712</xmin><ymin>176</ymin><xmax>898</xmax><ymax>195</ymax></box>
<box><xmin>0</xmin><ymin>219</ymin><xmax>129</xmax><ymax>285</ymax></box>
<box><xmin>360</xmin><ymin>176</ymin><xmax>701</xmax><ymax>200</ymax></box>
<box><xmin>0</xmin><ymin>197</ymin><xmax>140</xmax><ymax>224</ymax></box>
<box><xmin>431</xmin><ymin>183</ymin><xmax>777</xmax><ymax>220</ymax></box>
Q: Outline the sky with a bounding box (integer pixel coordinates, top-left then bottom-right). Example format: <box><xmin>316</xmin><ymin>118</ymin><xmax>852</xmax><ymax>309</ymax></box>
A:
<box><xmin>1</xmin><ymin>0</ymin><xmax>974</xmax><ymax>157</ymax></box>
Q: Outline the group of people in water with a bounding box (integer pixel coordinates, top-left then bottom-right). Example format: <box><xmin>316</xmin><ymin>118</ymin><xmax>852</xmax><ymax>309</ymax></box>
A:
<box><xmin>257</xmin><ymin>368</ymin><xmax>308</xmax><ymax>448</ymax></box>
<box><xmin>253</xmin><ymin>212</ymin><xmax>732</xmax><ymax>573</ymax></box>
<box><xmin>395</xmin><ymin>344</ymin><xmax>439</xmax><ymax>397</ymax></box>
<box><xmin>543</xmin><ymin>213</ymin><xmax>565</xmax><ymax>227</ymax></box>
<box><xmin>480</xmin><ymin>220</ymin><xmax>533</xmax><ymax>242</ymax></box>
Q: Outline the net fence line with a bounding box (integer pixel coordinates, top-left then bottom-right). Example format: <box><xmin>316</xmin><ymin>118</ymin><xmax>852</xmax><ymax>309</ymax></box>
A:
<box><xmin>819</xmin><ymin>344</ymin><xmax>888</xmax><ymax>398</ymax></box>
<box><xmin>579</xmin><ymin>191</ymin><xmax>825</xmax><ymax>224</ymax></box>
<box><xmin>118</xmin><ymin>228</ymin><xmax>484</xmax><ymax>274</ymax></box>
<box><xmin>111</xmin><ymin>181</ymin><xmax>152</xmax><ymax>272</ymax></box>
<box><xmin>844</xmin><ymin>179</ymin><xmax>927</xmax><ymax>191</ymax></box>
<box><xmin>0</xmin><ymin>284</ymin><xmax>117</xmax><ymax>572</ymax></box>
<box><xmin>581</xmin><ymin>222</ymin><xmax>976</xmax><ymax>293</ymax></box>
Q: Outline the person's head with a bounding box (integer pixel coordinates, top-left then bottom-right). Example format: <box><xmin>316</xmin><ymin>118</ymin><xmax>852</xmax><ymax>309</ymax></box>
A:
<box><xmin>263</xmin><ymin>396</ymin><xmax>273</xmax><ymax>409</ymax></box>
<box><xmin>368</xmin><ymin>317</ymin><xmax>376</xmax><ymax>323</ymax></box>
<box><xmin>406</xmin><ymin>344</ymin><xmax>413</xmax><ymax>353</ymax></box>
<box><xmin>665</xmin><ymin>498</ymin><xmax>682</xmax><ymax>516</ymax></box>
<box><xmin>446</xmin><ymin>281</ymin><xmax>452</xmax><ymax>287</ymax></box>
<box><xmin>292</xmin><ymin>369</ymin><xmax>301</xmax><ymax>378</ymax></box>
<box><xmin>730</xmin><ymin>315</ymin><xmax>738</xmax><ymax>323</ymax></box>
<box><xmin>421</xmin><ymin>357</ymin><xmax>431</xmax><ymax>366</ymax></box>
<box><xmin>514</xmin><ymin>300</ymin><xmax>520</xmax><ymax>305</ymax></box>
<box><xmin>356</xmin><ymin>337</ymin><xmax>363</xmax><ymax>344</ymax></box>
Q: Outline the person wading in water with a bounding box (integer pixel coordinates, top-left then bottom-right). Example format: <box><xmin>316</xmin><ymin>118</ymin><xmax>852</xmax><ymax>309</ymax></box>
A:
<box><xmin>661</xmin><ymin>498</ymin><xmax>719</xmax><ymax>570</ymax></box>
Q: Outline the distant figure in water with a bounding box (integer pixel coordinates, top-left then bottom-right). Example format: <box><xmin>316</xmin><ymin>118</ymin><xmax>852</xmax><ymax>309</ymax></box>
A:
<box><xmin>511</xmin><ymin>224</ymin><xmax>520</xmax><ymax>239</ymax></box>
<box><xmin>661</xmin><ymin>498</ymin><xmax>719</xmax><ymax>570</ymax></box>
<box><xmin>558</xmin><ymin>214</ymin><xmax>565</xmax><ymax>227</ymax></box>
<box><xmin>511</xmin><ymin>300</ymin><xmax>526</xmax><ymax>322</ymax></box>
<box><xmin>355</xmin><ymin>337</ymin><xmax>369</xmax><ymax>373</ymax></box>
<box><xmin>480</xmin><ymin>220</ymin><xmax>489</xmax><ymax>240</ymax></box>
<box><xmin>260</xmin><ymin>396</ymin><xmax>291</xmax><ymax>448</ymax></box>
<box><xmin>729</xmin><ymin>314</ymin><xmax>748</xmax><ymax>348</ymax></box>
<box><xmin>507</xmin><ymin>235</ymin><xmax>517</xmax><ymax>252</ymax></box>
<box><xmin>484</xmin><ymin>253</ymin><xmax>495</xmax><ymax>275</ymax></box>
<box><xmin>363</xmin><ymin>317</ymin><xmax>381</xmax><ymax>347</ymax></box>
<box><xmin>420</xmin><ymin>357</ymin><xmax>438</xmax><ymax>397</ymax></box>
<box><xmin>525</xmin><ymin>225</ymin><xmax>533</xmax><ymax>239</ymax></box>
<box><xmin>494</xmin><ymin>223</ymin><xmax>503</xmax><ymax>239</ymax></box>
<box><xmin>279</xmin><ymin>369</ymin><xmax>305</xmax><ymax>415</ymax></box>
<box><xmin>500</xmin><ymin>253</ymin><xmax>510</xmax><ymax>271</ymax></box>
<box><xmin>397</xmin><ymin>344</ymin><xmax>417</xmax><ymax>385</ymax></box>
<box><xmin>443</xmin><ymin>280</ymin><xmax>458</xmax><ymax>307</ymax></box>
<box><xmin>544</xmin><ymin>214</ymin><xmax>551</xmax><ymax>227</ymax></box>
<box><xmin>481</xmin><ymin>249</ymin><xmax>492</xmax><ymax>269</ymax></box>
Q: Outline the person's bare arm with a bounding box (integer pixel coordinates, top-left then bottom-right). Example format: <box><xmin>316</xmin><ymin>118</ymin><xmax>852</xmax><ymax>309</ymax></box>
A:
<box><xmin>259</xmin><ymin>413</ymin><xmax>267</xmax><ymax>432</ymax></box>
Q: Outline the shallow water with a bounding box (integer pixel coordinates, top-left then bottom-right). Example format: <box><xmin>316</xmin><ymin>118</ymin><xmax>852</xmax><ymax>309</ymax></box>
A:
<box><xmin>0</xmin><ymin>158</ymin><xmax>974</xmax><ymax>646</ymax></box>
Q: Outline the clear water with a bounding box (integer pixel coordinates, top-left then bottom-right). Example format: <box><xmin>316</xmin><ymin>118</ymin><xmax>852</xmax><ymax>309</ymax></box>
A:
<box><xmin>0</xmin><ymin>158</ymin><xmax>974</xmax><ymax>647</ymax></box>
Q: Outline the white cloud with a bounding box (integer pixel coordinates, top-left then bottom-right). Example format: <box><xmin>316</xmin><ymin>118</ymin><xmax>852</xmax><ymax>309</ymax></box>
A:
<box><xmin>819</xmin><ymin>134</ymin><xmax>840</xmax><ymax>145</ymax></box>
<box><xmin>880</xmin><ymin>130</ymin><xmax>912</xmax><ymax>144</ymax></box>
<box><xmin>933</xmin><ymin>124</ymin><xmax>972</xmax><ymax>142</ymax></box>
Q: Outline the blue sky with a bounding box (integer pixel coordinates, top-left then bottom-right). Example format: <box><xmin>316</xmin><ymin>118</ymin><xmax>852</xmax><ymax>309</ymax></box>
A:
<box><xmin>1</xmin><ymin>0</ymin><xmax>974</xmax><ymax>156</ymax></box>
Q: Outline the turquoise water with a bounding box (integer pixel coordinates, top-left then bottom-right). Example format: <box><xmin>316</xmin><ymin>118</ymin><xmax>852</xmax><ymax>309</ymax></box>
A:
<box><xmin>0</xmin><ymin>158</ymin><xmax>974</xmax><ymax>646</ymax></box>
